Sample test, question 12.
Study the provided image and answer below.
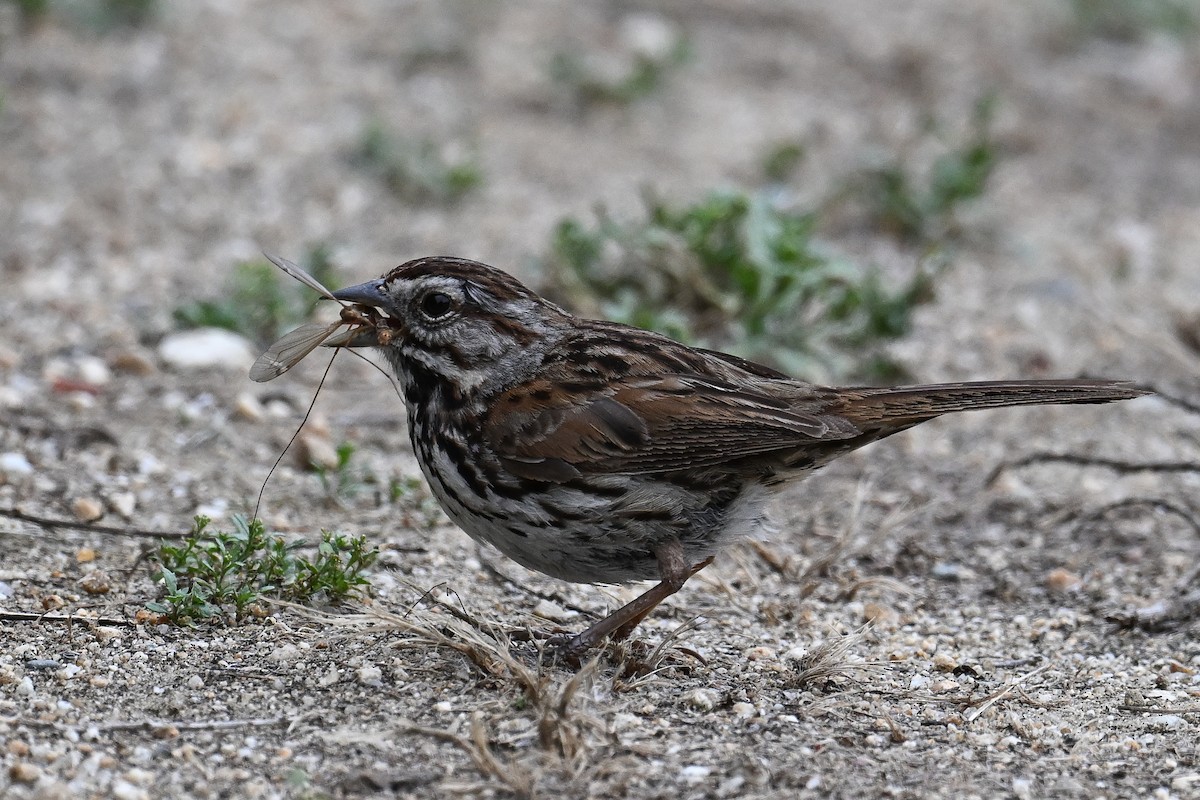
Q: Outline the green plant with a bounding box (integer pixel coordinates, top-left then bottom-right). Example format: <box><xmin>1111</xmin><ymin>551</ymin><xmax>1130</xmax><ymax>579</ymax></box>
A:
<box><xmin>147</xmin><ymin>515</ymin><xmax>377</xmax><ymax>625</ymax></box>
<box><xmin>544</xmin><ymin>190</ymin><xmax>935</xmax><ymax>381</ymax></box>
<box><xmin>356</xmin><ymin>122</ymin><xmax>482</xmax><ymax>203</ymax></box>
<box><xmin>761</xmin><ymin>140</ymin><xmax>806</xmax><ymax>183</ymax></box>
<box><xmin>859</xmin><ymin>95</ymin><xmax>998</xmax><ymax>243</ymax></box>
<box><xmin>173</xmin><ymin>244</ymin><xmax>337</xmax><ymax>344</ymax></box>
<box><xmin>314</xmin><ymin>441</ymin><xmax>366</xmax><ymax>503</ymax></box>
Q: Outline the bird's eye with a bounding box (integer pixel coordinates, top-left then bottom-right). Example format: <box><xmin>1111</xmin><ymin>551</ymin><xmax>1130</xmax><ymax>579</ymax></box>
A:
<box><xmin>419</xmin><ymin>291</ymin><xmax>454</xmax><ymax>320</ymax></box>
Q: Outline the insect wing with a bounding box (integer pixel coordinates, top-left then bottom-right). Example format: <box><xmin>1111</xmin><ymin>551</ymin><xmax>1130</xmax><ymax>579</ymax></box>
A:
<box><xmin>262</xmin><ymin>252</ymin><xmax>340</xmax><ymax>302</ymax></box>
<box><xmin>249</xmin><ymin>321</ymin><xmax>342</xmax><ymax>382</ymax></box>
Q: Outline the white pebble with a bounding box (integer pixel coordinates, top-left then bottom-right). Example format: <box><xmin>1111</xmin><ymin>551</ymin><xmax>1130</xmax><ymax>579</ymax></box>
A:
<box><xmin>234</xmin><ymin>393</ymin><xmax>264</xmax><ymax>421</ymax></box>
<box><xmin>318</xmin><ymin>664</ymin><xmax>340</xmax><ymax>687</ymax></box>
<box><xmin>679</xmin><ymin>765</ymin><xmax>711</xmax><ymax>785</ymax></box>
<box><xmin>731</xmin><ymin>702</ymin><xmax>756</xmax><ymax>718</ymax></box>
<box><xmin>269</xmin><ymin>644</ymin><xmax>300</xmax><ymax>663</ymax></box>
<box><xmin>0</xmin><ymin>451</ymin><xmax>33</xmax><ymax>475</ymax></box>
<box><xmin>76</xmin><ymin>355</ymin><xmax>112</xmax><ymax>386</ymax></box>
<box><xmin>111</xmin><ymin>779</ymin><xmax>149</xmax><ymax>800</ymax></box>
<box><xmin>109</xmin><ymin>492</ymin><xmax>137</xmax><ymax>518</ymax></box>
<box><xmin>158</xmin><ymin>328</ymin><xmax>256</xmax><ymax>371</ymax></box>
<box><xmin>356</xmin><ymin>664</ymin><xmax>383</xmax><ymax>686</ymax></box>
<box><xmin>1148</xmin><ymin>715</ymin><xmax>1186</xmax><ymax>731</ymax></box>
<box><xmin>682</xmin><ymin>688</ymin><xmax>720</xmax><ymax>711</ymax></box>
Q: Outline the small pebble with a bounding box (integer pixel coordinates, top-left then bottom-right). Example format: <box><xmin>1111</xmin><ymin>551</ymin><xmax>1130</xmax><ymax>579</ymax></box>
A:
<box><xmin>318</xmin><ymin>664</ymin><xmax>340</xmax><ymax>687</ymax></box>
<box><xmin>186</xmin><ymin>675</ymin><xmax>205</xmax><ymax>690</ymax></box>
<box><xmin>158</xmin><ymin>328</ymin><xmax>256</xmax><ymax>371</ymax></box>
<box><xmin>124</xmin><ymin>768</ymin><xmax>156</xmax><ymax>786</ymax></box>
<box><xmin>1147</xmin><ymin>715</ymin><xmax>1186</xmax><ymax>731</ymax></box>
<box><xmin>356</xmin><ymin>664</ymin><xmax>383</xmax><ymax>686</ymax></box>
<box><xmin>296</xmin><ymin>431</ymin><xmax>339</xmax><ymax>471</ymax></box>
<box><xmin>110</xmin><ymin>349</ymin><xmax>156</xmax><ymax>375</ymax></box>
<box><xmin>79</xmin><ymin>570</ymin><xmax>112</xmax><ymax>595</ymax></box>
<box><xmin>933</xmin><ymin>653</ymin><xmax>957</xmax><ymax>672</ymax></box>
<box><xmin>26</xmin><ymin>659</ymin><xmax>62</xmax><ymax>671</ymax></box>
<box><xmin>679</xmin><ymin>765</ymin><xmax>711</xmax><ymax>785</ymax></box>
<box><xmin>111</xmin><ymin>778</ymin><xmax>150</xmax><ymax>800</ymax></box>
<box><xmin>95</xmin><ymin>626</ymin><xmax>123</xmax><ymax>643</ymax></box>
<box><xmin>9</xmin><ymin>763</ymin><xmax>41</xmax><ymax>783</ymax></box>
<box><xmin>1046</xmin><ymin>568</ymin><xmax>1082</xmax><ymax>593</ymax></box>
<box><xmin>77</xmin><ymin>547</ymin><xmax>97</xmax><ymax>563</ymax></box>
<box><xmin>682</xmin><ymin>688</ymin><xmax>720</xmax><ymax>711</ymax></box>
<box><xmin>0</xmin><ymin>451</ymin><xmax>34</xmax><ymax>476</ymax></box>
<box><xmin>731</xmin><ymin>702</ymin><xmax>756</xmax><ymax>718</ymax></box>
<box><xmin>109</xmin><ymin>492</ymin><xmax>137</xmax><ymax>518</ymax></box>
<box><xmin>269</xmin><ymin>644</ymin><xmax>300</xmax><ymax>663</ymax></box>
<box><xmin>76</xmin><ymin>355</ymin><xmax>112</xmax><ymax>386</ymax></box>
<box><xmin>72</xmin><ymin>497</ymin><xmax>104</xmax><ymax>522</ymax></box>
<box><xmin>234</xmin><ymin>393</ymin><xmax>264</xmax><ymax>421</ymax></box>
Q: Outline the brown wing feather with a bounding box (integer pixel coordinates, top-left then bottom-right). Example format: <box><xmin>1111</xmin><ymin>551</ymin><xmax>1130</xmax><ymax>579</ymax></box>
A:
<box><xmin>484</xmin><ymin>375</ymin><xmax>862</xmax><ymax>481</ymax></box>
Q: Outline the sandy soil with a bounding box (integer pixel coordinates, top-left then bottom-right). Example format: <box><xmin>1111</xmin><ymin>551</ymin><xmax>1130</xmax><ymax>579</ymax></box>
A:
<box><xmin>1</xmin><ymin>1</ymin><xmax>1198</xmax><ymax>798</ymax></box>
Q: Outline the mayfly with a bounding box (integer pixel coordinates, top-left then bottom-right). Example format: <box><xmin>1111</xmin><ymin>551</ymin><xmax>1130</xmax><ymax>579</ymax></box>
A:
<box><xmin>249</xmin><ymin>253</ymin><xmax>392</xmax><ymax>382</ymax></box>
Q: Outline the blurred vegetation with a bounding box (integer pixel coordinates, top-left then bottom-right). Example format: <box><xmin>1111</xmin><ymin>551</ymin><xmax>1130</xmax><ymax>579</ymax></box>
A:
<box><xmin>854</xmin><ymin>94</ymin><xmax>999</xmax><ymax>244</ymax></box>
<box><xmin>4</xmin><ymin>0</ymin><xmax>157</xmax><ymax>31</ymax></box>
<box><xmin>355</xmin><ymin>121</ymin><xmax>483</xmax><ymax>203</ymax></box>
<box><xmin>544</xmin><ymin>191</ymin><xmax>935</xmax><ymax>382</ymax></box>
<box><xmin>541</xmin><ymin>97</ymin><xmax>1007</xmax><ymax>381</ymax></box>
<box><xmin>1068</xmin><ymin>0</ymin><xmax>1197</xmax><ymax>40</ymax></box>
<box><xmin>173</xmin><ymin>244</ymin><xmax>338</xmax><ymax>344</ymax></box>
<box><xmin>549</xmin><ymin>38</ymin><xmax>689</xmax><ymax>108</ymax></box>
<box><xmin>761</xmin><ymin>140</ymin><xmax>807</xmax><ymax>184</ymax></box>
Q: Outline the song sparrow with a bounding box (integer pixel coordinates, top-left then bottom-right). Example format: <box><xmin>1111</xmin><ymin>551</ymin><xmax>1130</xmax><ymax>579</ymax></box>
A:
<box><xmin>309</xmin><ymin>256</ymin><xmax>1146</xmax><ymax>655</ymax></box>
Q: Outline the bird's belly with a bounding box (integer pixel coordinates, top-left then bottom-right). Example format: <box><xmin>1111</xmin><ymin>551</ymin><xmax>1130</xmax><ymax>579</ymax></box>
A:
<box><xmin>418</xmin><ymin>442</ymin><xmax>778</xmax><ymax>585</ymax></box>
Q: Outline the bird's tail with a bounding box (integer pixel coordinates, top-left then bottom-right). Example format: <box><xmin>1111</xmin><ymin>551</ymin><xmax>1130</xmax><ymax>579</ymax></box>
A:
<box><xmin>831</xmin><ymin>379</ymin><xmax>1148</xmax><ymax>426</ymax></box>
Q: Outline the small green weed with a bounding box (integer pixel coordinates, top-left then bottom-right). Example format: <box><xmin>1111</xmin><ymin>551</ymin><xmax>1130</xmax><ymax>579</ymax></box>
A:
<box><xmin>859</xmin><ymin>95</ymin><xmax>998</xmax><ymax>243</ymax></box>
<box><xmin>173</xmin><ymin>244</ymin><xmax>337</xmax><ymax>344</ymax></box>
<box><xmin>356</xmin><ymin>122</ymin><xmax>482</xmax><ymax>203</ymax></box>
<box><xmin>314</xmin><ymin>441</ymin><xmax>365</xmax><ymax>503</ymax></box>
<box><xmin>545</xmin><ymin>191</ymin><xmax>935</xmax><ymax>381</ymax></box>
<box><xmin>147</xmin><ymin>515</ymin><xmax>377</xmax><ymax>625</ymax></box>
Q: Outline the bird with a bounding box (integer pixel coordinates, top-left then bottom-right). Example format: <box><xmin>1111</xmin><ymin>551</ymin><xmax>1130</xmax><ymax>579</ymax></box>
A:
<box><xmin>279</xmin><ymin>255</ymin><xmax>1148</xmax><ymax>656</ymax></box>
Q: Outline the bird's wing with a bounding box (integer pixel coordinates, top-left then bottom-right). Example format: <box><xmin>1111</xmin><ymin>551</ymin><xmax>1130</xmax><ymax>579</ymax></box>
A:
<box><xmin>482</xmin><ymin>375</ymin><xmax>862</xmax><ymax>481</ymax></box>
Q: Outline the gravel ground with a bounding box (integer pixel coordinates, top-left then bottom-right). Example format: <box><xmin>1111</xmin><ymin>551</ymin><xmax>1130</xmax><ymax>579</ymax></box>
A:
<box><xmin>2</xmin><ymin>2</ymin><xmax>1199</xmax><ymax>798</ymax></box>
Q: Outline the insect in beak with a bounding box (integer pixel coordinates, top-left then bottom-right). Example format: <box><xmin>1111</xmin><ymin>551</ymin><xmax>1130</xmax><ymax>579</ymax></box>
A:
<box><xmin>248</xmin><ymin>254</ymin><xmax>394</xmax><ymax>382</ymax></box>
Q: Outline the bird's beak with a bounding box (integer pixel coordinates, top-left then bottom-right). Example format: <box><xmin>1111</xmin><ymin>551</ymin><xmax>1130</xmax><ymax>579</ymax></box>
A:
<box><xmin>324</xmin><ymin>279</ymin><xmax>396</xmax><ymax>348</ymax></box>
<box><xmin>332</xmin><ymin>279</ymin><xmax>389</xmax><ymax>308</ymax></box>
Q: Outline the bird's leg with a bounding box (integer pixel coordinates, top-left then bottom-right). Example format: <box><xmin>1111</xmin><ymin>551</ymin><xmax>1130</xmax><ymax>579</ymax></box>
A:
<box><xmin>562</xmin><ymin>541</ymin><xmax>713</xmax><ymax>656</ymax></box>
